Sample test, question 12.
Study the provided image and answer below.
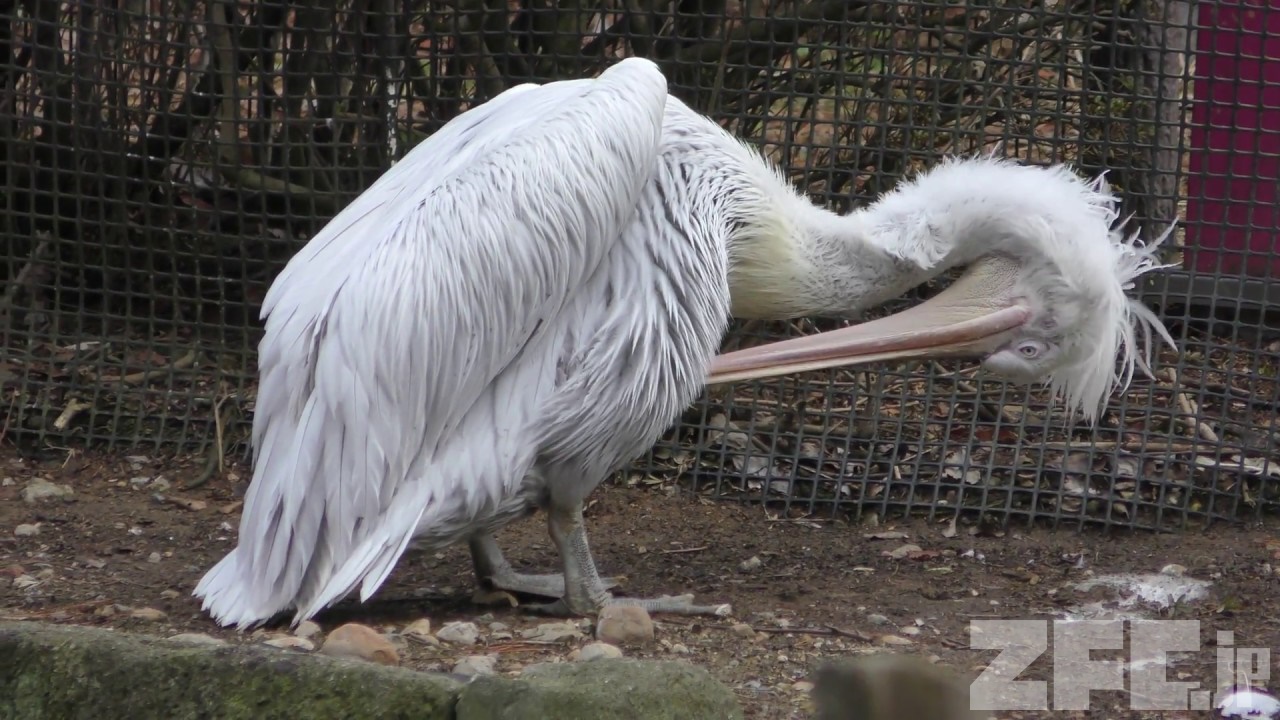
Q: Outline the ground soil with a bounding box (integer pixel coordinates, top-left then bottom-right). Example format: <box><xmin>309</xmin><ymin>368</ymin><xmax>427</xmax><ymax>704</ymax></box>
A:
<box><xmin>3</xmin><ymin>442</ymin><xmax>1278</xmax><ymax>719</ymax></box>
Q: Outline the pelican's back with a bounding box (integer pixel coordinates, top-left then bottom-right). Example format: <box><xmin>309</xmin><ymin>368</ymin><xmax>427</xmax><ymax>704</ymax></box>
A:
<box><xmin>193</xmin><ymin>58</ymin><xmax>670</xmax><ymax>629</ymax></box>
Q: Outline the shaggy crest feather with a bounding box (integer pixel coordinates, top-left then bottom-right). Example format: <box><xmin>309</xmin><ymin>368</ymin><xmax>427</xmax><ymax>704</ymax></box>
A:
<box><xmin>854</xmin><ymin>155</ymin><xmax>1177</xmax><ymax>423</ymax></box>
<box><xmin>1039</xmin><ymin>178</ymin><xmax>1179</xmax><ymax>423</ymax></box>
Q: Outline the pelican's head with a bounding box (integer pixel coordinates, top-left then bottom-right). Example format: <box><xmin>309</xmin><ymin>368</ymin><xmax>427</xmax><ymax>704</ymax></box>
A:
<box><xmin>707</xmin><ymin>160</ymin><xmax>1179</xmax><ymax>423</ymax></box>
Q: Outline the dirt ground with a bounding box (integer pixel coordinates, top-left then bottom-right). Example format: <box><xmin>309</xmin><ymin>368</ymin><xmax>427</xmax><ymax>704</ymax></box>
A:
<box><xmin>3</xmin><ymin>442</ymin><xmax>1279</xmax><ymax>719</ymax></box>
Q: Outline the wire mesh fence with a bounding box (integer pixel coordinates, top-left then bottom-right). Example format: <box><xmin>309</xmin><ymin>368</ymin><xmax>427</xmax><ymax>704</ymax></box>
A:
<box><xmin>2</xmin><ymin>0</ymin><xmax>1277</xmax><ymax>533</ymax></box>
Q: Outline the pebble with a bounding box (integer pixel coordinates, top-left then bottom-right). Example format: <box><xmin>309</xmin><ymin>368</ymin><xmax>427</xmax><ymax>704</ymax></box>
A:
<box><xmin>669</xmin><ymin>642</ymin><xmax>691</xmax><ymax>655</ymax></box>
<box><xmin>596</xmin><ymin>606</ymin><xmax>654</xmax><ymax>646</ymax></box>
<box><xmin>294</xmin><ymin>620</ymin><xmax>322</xmax><ymax>639</ymax></box>
<box><xmin>22</xmin><ymin>478</ymin><xmax>74</xmax><ymax>504</ymax></box>
<box><xmin>730</xmin><ymin>622</ymin><xmax>756</xmax><ymax>639</ymax></box>
<box><xmin>792</xmin><ymin>680</ymin><xmax>815</xmax><ymax>693</ymax></box>
<box><xmin>167</xmin><ymin>633</ymin><xmax>226</xmax><ymax>646</ymax></box>
<box><xmin>1161</xmin><ymin>563</ymin><xmax>1187</xmax><ymax>577</ymax></box>
<box><xmin>865</xmin><ymin>613</ymin><xmax>890</xmax><ymax>626</ymax></box>
<box><xmin>577</xmin><ymin>642</ymin><xmax>624</xmax><ymax>661</ymax></box>
<box><xmin>319</xmin><ymin>623</ymin><xmax>400</xmax><ymax>666</ymax></box>
<box><xmin>878</xmin><ymin>634</ymin><xmax>914</xmax><ymax>646</ymax></box>
<box><xmin>452</xmin><ymin>654</ymin><xmax>498</xmax><ymax>677</ymax></box>
<box><xmin>14</xmin><ymin>523</ymin><xmax>40</xmax><ymax>537</ymax></box>
<box><xmin>130</xmin><ymin>607</ymin><xmax>167</xmax><ymax>621</ymax></box>
<box><xmin>264</xmin><ymin>636</ymin><xmax>315</xmax><ymax>652</ymax></box>
<box><xmin>159</xmin><ymin>589</ymin><xmax>180</xmax><ymax>600</ymax></box>
<box><xmin>520</xmin><ymin>622</ymin><xmax>583</xmax><ymax>643</ymax></box>
<box><xmin>402</xmin><ymin>618</ymin><xmax>433</xmax><ymax>642</ymax></box>
<box><xmin>147</xmin><ymin>552</ymin><xmax>162</xmax><ymax>564</ymax></box>
<box><xmin>488</xmin><ymin>621</ymin><xmax>509</xmax><ymax>632</ymax></box>
<box><xmin>436</xmin><ymin>621</ymin><xmax>481</xmax><ymax>646</ymax></box>
<box><xmin>900</xmin><ymin>626</ymin><xmax>921</xmax><ymax>636</ymax></box>
<box><xmin>739</xmin><ymin>555</ymin><xmax>763</xmax><ymax>572</ymax></box>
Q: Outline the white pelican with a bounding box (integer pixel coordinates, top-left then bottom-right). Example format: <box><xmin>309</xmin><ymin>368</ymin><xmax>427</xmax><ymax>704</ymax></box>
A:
<box><xmin>193</xmin><ymin>58</ymin><xmax>1176</xmax><ymax>629</ymax></box>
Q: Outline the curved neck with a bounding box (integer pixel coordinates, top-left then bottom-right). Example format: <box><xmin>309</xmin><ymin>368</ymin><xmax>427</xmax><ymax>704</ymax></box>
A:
<box><xmin>728</xmin><ymin>195</ymin><xmax>977</xmax><ymax>320</ymax></box>
<box><xmin>728</xmin><ymin>168</ymin><xmax>1040</xmax><ymax>321</ymax></box>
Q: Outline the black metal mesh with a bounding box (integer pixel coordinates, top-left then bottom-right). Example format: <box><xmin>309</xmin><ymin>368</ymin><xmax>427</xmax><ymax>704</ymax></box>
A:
<box><xmin>2</xmin><ymin>0</ymin><xmax>1276</xmax><ymax>531</ymax></box>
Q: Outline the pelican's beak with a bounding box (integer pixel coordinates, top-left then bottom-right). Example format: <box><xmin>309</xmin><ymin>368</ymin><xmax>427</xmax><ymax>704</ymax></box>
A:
<box><xmin>707</xmin><ymin>255</ymin><xmax>1032</xmax><ymax>385</ymax></box>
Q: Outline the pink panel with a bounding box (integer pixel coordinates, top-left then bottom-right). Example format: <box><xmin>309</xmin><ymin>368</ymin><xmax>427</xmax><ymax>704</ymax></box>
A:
<box><xmin>1185</xmin><ymin>0</ymin><xmax>1280</xmax><ymax>278</ymax></box>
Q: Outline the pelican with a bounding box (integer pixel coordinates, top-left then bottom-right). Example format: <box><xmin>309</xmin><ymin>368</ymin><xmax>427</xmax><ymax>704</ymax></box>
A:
<box><xmin>194</xmin><ymin>58</ymin><xmax>1176</xmax><ymax>629</ymax></box>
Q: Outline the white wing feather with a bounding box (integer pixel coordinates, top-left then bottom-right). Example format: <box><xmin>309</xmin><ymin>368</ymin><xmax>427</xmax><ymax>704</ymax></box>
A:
<box><xmin>194</xmin><ymin>58</ymin><xmax>670</xmax><ymax>628</ymax></box>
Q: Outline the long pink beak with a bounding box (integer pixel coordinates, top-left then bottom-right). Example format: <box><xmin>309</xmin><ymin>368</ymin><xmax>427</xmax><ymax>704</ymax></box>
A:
<box><xmin>706</xmin><ymin>256</ymin><xmax>1032</xmax><ymax>385</ymax></box>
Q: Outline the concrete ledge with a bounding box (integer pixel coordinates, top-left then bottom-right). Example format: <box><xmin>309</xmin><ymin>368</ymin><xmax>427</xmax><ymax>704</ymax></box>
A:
<box><xmin>0</xmin><ymin>621</ymin><xmax>743</xmax><ymax>720</ymax></box>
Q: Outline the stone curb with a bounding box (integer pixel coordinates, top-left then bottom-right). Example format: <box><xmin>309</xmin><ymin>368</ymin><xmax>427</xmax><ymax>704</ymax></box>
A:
<box><xmin>0</xmin><ymin>621</ymin><xmax>744</xmax><ymax>720</ymax></box>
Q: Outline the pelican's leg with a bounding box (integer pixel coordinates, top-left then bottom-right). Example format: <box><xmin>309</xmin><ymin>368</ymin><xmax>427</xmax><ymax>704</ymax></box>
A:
<box><xmin>468</xmin><ymin>533</ymin><xmax>619</xmax><ymax>599</ymax></box>
<box><xmin>525</xmin><ymin>501</ymin><xmax>732</xmax><ymax>618</ymax></box>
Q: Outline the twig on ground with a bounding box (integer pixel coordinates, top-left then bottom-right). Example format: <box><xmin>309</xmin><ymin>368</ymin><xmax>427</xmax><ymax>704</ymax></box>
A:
<box><xmin>97</xmin><ymin>350</ymin><xmax>198</xmax><ymax>386</ymax></box>
<box><xmin>52</xmin><ymin>399</ymin><xmax>93</xmax><ymax>431</ymax></box>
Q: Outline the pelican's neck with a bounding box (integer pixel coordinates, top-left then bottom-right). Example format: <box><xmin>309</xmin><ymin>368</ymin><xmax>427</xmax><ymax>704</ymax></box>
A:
<box><xmin>728</xmin><ymin>167</ymin><xmax>1039</xmax><ymax>320</ymax></box>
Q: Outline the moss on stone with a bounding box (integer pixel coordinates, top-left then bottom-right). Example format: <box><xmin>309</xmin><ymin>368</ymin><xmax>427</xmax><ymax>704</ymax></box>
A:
<box><xmin>0</xmin><ymin>621</ymin><xmax>461</xmax><ymax>720</ymax></box>
<box><xmin>454</xmin><ymin>659</ymin><xmax>744</xmax><ymax>720</ymax></box>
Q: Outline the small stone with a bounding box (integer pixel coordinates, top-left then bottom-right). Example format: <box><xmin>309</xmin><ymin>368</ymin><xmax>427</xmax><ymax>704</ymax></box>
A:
<box><xmin>792</xmin><ymin>680</ymin><xmax>815</xmax><ymax>693</ymax></box>
<box><xmin>14</xmin><ymin>523</ymin><xmax>40</xmax><ymax>537</ymax></box>
<box><xmin>130</xmin><ymin>607</ymin><xmax>167</xmax><ymax>621</ymax></box>
<box><xmin>22</xmin><ymin>478</ymin><xmax>74</xmax><ymax>504</ymax></box>
<box><xmin>488</xmin><ymin>621</ymin><xmax>509</xmax><ymax>632</ymax></box>
<box><xmin>731</xmin><ymin>622</ymin><xmax>756</xmax><ymax>639</ymax></box>
<box><xmin>436</xmin><ymin>620</ymin><xmax>481</xmax><ymax>646</ymax></box>
<box><xmin>402</xmin><ymin>618</ymin><xmax>437</xmax><ymax>645</ymax></box>
<box><xmin>147</xmin><ymin>552</ymin><xmax>162</xmax><ymax>564</ymax></box>
<box><xmin>263</xmin><ymin>635</ymin><xmax>316</xmax><ymax>652</ymax></box>
<box><xmin>866</xmin><ymin>613</ymin><xmax>890</xmax><ymax>625</ymax></box>
<box><xmin>670</xmin><ymin>643</ymin><xmax>691</xmax><ymax>655</ymax></box>
<box><xmin>521</xmin><ymin>622</ymin><xmax>584</xmax><ymax>643</ymax></box>
<box><xmin>900</xmin><ymin>626</ymin><xmax>921</xmax><ymax>636</ymax></box>
<box><xmin>129</xmin><ymin>476</ymin><xmax>151</xmax><ymax>487</ymax></box>
<box><xmin>1161</xmin><ymin>563</ymin><xmax>1187</xmax><ymax>577</ymax></box>
<box><xmin>596</xmin><ymin>606</ymin><xmax>654</xmax><ymax>646</ymax></box>
<box><xmin>151</xmin><ymin>477</ymin><xmax>171</xmax><ymax>491</ymax></box>
<box><xmin>294</xmin><ymin>620</ymin><xmax>322</xmax><ymax>639</ymax></box>
<box><xmin>878</xmin><ymin>634</ymin><xmax>914</xmax><ymax>646</ymax></box>
<box><xmin>886</xmin><ymin>543</ymin><xmax>922</xmax><ymax>560</ymax></box>
<box><xmin>577</xmin><ymin>642</ymin><xmax>624</xmax><ymax>661</ymax></box>
<box><xmin>319</xmin><ymin>623</ymin><xmax>400</xmax><ymax>666</ymax></box>
<box><xmin>159</xmin><ymin>589</ymin><xmax>180</xmax><ymax>600</ymax></box>
<box><xmin>739</xmin><ymin>555</ymin><xmax>763</xmax><ymax>572</ymax></box>
<box><xmin>167</xmin><ymin>633</ymin><xmax>226</xmax><ymax>646</ymax></box>
<box><xmin>453</xmin><ymin>654</ymin><xmax>499</xmax><ymax>677</ymax></box>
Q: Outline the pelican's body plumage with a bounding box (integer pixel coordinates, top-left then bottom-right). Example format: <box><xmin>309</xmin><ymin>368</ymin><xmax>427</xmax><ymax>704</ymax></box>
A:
<box><xmin>194</xmin><ymin>58</ymin><xmax>1174</xmax><ymax>629</ymax></box>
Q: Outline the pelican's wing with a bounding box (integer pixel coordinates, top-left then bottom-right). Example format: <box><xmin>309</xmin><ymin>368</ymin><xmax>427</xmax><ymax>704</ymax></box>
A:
<box><xmin>194</xmin><ymin>58</ymin><xmax>669</xmax><ymax>628</ymax></box>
